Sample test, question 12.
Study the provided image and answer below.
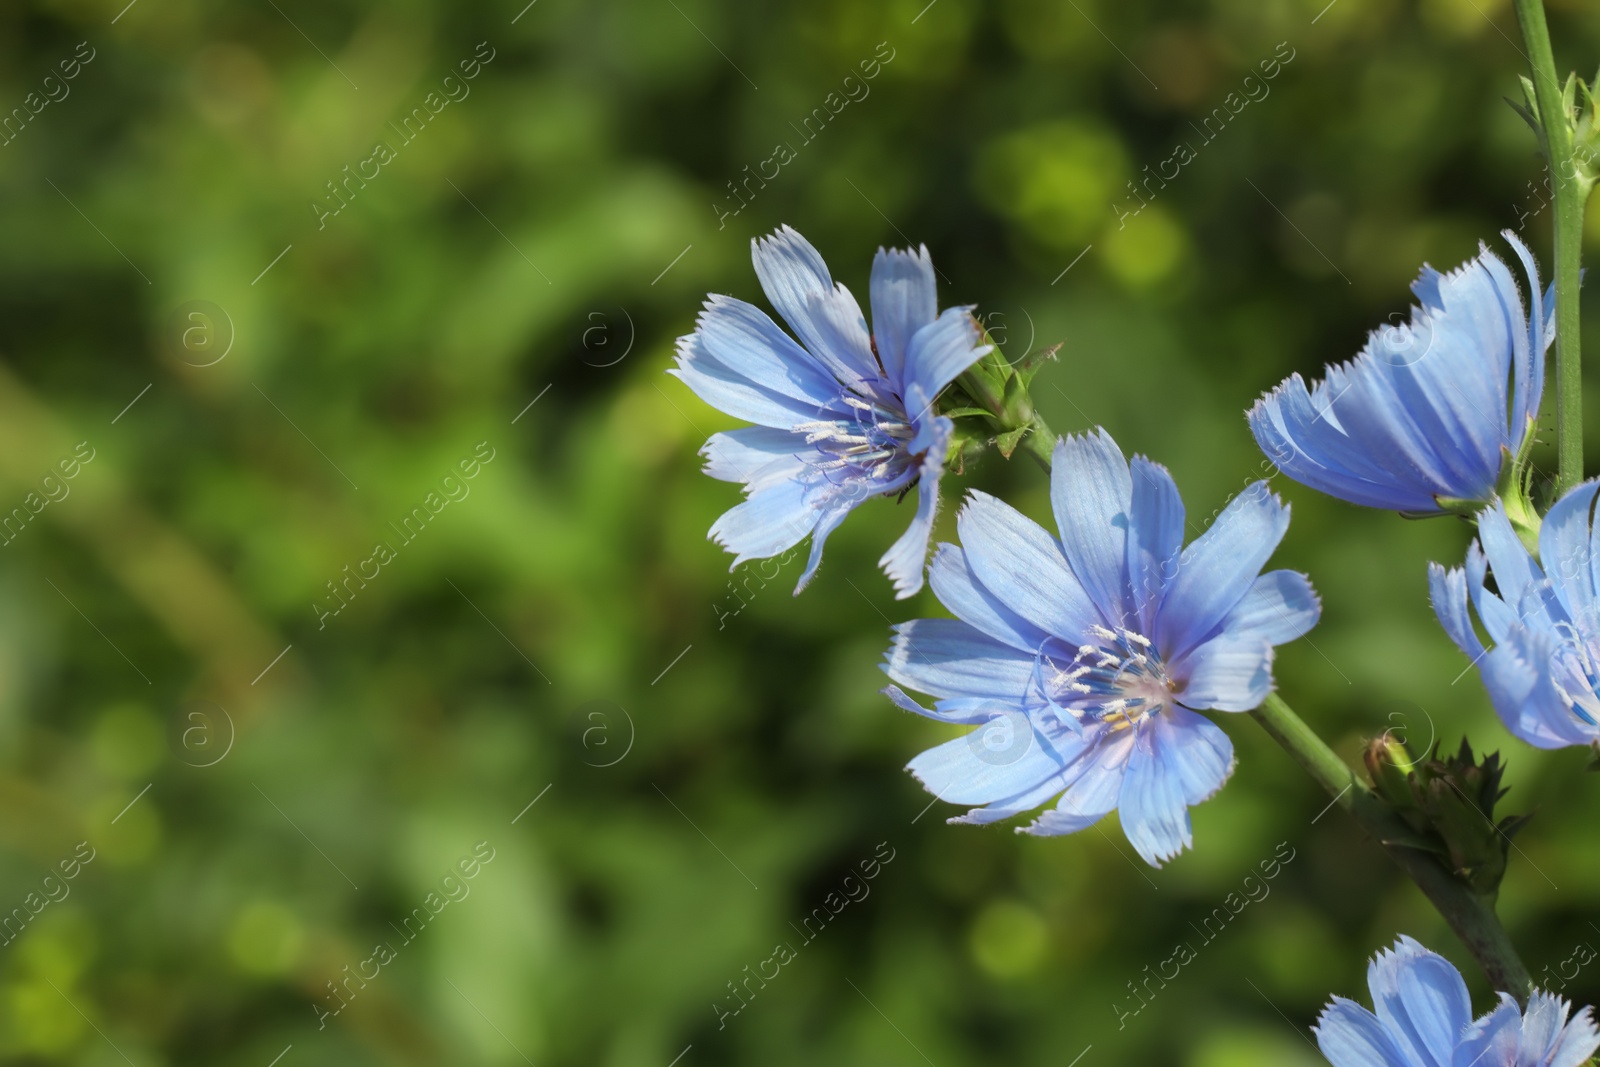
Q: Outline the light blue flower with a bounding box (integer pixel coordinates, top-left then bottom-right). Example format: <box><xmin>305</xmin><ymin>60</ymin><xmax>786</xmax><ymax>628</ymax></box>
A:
<box><xmin>1315</xmin><ymin>935</ymin><xmax>1600</xmax><ymax>1067</ymax></box>
<box><xmin>1249</xmin><ymin>231</ymin><xmax>1552</xmax><ymax>514</ymax></box>
<box><xmin>670</xmin><ymin>225</ymin><xmax>991</xmax><ymax>598</ymax></box>
<box><xmin>1430</xmin><ymin>482</ymin><xmax>1600</xmax><ymax>750</ymax></box>
<box><xmin>881</xmin><ymin>428</ymin><xmax>1319</xmax><ymax>866</ymax></box>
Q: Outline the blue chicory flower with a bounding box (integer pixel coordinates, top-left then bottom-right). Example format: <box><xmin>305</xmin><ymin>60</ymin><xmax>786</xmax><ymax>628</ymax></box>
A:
<box><xmin>881</xmin><ymin>428</ymin><xmax>1320</xmax><ymax>866</ymax></box>
<box><xmin>1315</xmin><ymin>935</ymin><xmax>1600</xmax><ymax>1067</ymax></box>
<box><xmin>1249</xmin><ymin>231</ymin><xmax>1552</xmax><ymax>514</ymax></box>
<box><xmin>669</xmin><ymin>225</ymin><xmax>991</xmax><ymax>598</ymax></box>
<box><xmin>1430</xmin><ymin>482</ymin><xmax>1600</xmax><ymax>750</ymax></box>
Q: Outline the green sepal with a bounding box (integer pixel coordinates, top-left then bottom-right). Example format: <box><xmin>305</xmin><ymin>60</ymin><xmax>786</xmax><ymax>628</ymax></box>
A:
<box><xmin>1570</xmin><ymin>69</ymin><xmax>1600</xmax><ymax>193</ymax></box>
<box><xmin>939</xmin><ymin>406</ymin><xmax>999</xmax><ymax>420</ymax></box>
<box><xmin>1509</xmin><ymin>75</ymin><xmax>1541</xmax><ymax>136</ymax></box>
<box><xmin>1009</xmin><ymin>342</ymin><xmax>1062</xmax><ymax>391</ymax></box>
<box><xmin>995</xmin><ymin>426</ymin><xmax>1030</xmax><ymax>460</ymax></box>
<box><xmin>1363</xmin><ymin>736</ymin><xmax>1534</xmax><ymax>898</ymax></box>
<box><xmin>945</xmin><ymin>320</ymin><xmax>1061</xmax><ymax>465</ymax></box>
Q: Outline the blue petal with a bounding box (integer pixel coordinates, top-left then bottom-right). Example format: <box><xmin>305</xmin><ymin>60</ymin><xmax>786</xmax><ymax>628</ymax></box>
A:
<box><xmin>949</xmin><ymin>727</ymin><xmax>1100</xmax><ymax>826</ymax></box>
<box><xmin>1465</xmin><ymin>542</ymin><xmax>1520</xmax><ymax>643</ymax></box>
<box><xmin>1156</xmin><ymin>482</ymin><xmax>1290</xmax><ymax>659</ymax></box>
<box><xmin>1541</xmin><ymin>998</ymin><xmax>1600</xmax><ymax>1067</ymax></box>
<box><xmin>1455</xmin><ymin>995</ymin><xmax>1522</xmax><ymax>1067</ymax></box>
<box><xmin>1330</xmin><ymin>353</ymin><xmax>1484</xmax><ymax>506</ymax></box>
<box><xmin>695</xmin><ymin>294</ymin><xmax>845</xmax><ymax>405</ymax></box>
<box><xmin>1367</xmin><ymin>935</ymin><xmax>1471</xmax><ymax>1067</ymax></box>
<box><xmin>1388</xmin><ymin>251</ymin><xmax>1515</xmax><ymax>487</ymax></box>
<box><xmin>1126</xmin><ymin>456</ymin><xmax>1186</xmax><ymax>634</ymax></box>
<box><xmin>1156</xmin><ymin>705</ymin><xmax>1235</xmax><ymax>804</ymax></box>
<box><xmin>1116</xmin><ymin>708</ymin><xmax>1233</xmax><ymax>866</ymax></box>
<box><xmin>1491</xmin><ymin>230</ymin><xmax>1549</xmax><ymax>449</ymax></box>
<box><xmin>1050</xmin><ymin>429</ymin><xmax>1135</xmax><ymax>626</ymax></box>
<box><xmin>1250</xmin><ymin>376</ymin><xmax>1438</xmax><ymax>512</ymax></box>
<box><xmin>1017</xmin><ymin>730</ymin><xmax>1134</xmax><ymax>837</ymax></box>
<box><xmin>869</xmin><ymin>244</ymin><xmax>938</xmax><ymax>386</ymax></box>
<box><xmin>927</xmin><ymin>543</ymin><xmax>1050</xmax><ymax>654</ymax></box>
<box><xmin>670</xmin><ymin>331</ymin><xmax>837</xmax><ymax>429</ymax></box>
<box><xmin>707</xmin><ymin>479</ymin><xmax>818</xmax><ymax>569</ymax></box>
<box><xmin>1216</xmin><ymin>569</ymin><xmax>1321</xmax><ymax>646</ymax></box>
<box><xmin>1479</xmin><ymin>626</ymin><xmax>1597</xmax><ymax>749</ymax></box>
<box><xmin>1540</xmin><ymin>480</ymin><xmax>1600</xmax><ymax>632</ymax></box>
<box><xmin>1428</xmin><ymin>562</ymin><xmax>1486</xmax><ymax>662</ymax></box>
<box><xmin>904</xmin><ymin>716</ymin><xmax>1085</xmax><ymax>812</ymax></box>
<box><xmin>1315</xmin><ymin>998</ymin><xmax>1413</xmax><ymax>1067</ymax></box>
<box><xmin>882</xmin><ymin>618</ymin><xmax>1035</xmax><ymax>700</ymax></box>
<box><xmin>955</xmin><ymin>490</ymin><xmax>1103</xmax><ymax>642</ymax></box>
<box><xmin>1478</xmin><ymin>502</ymin><xmax>1547</xmax><ymax>614</ymax></box>
<box><xmin>794</xmin><ymin>503</ymin><xmax>851</xmax><ymax>595</ymax></box>
<box><xmin>901</xmin><ymin>306</ymin><xmax>990</xmax><ymax>412</ymax></box>
<box><xmin>878</xmin><ymin>414</ymin><xmax>950</xmax><ymax>599</ymax></box>
<box><xmin>751</xmin><ymin>226</ymin><xmax>878</xmax><ymax>389</ymax></box>
<box><xmin>882</xmin><ymin>685</ymin><xmax>1018</xmax><ymax>725</ymax></box>
<box><xmin>1175</xmin><ymin>635</ymin><xmax>1274</xmax><ymax>712</ymax></box>
<box><xmin>1518</xmin><ymin>991</ymin><xmax>1573</xmax><ymax>1063</ymax></box>
<box><xmin>700</xmin><ymin>427</ymin><xmax>807</xmax><ymax>488</ymax></box>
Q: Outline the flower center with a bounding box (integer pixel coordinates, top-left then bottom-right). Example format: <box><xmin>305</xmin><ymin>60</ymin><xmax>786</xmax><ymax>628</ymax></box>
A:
<box><xmin>793</xmin><ymin>393</ymin><xmax>918</xmax><ymax>494</ymax></box>
<box><xmin>1035</xmin><ymin>624</ymin><xmax>1174</xmax><ymax>733</ymax></box>
<box><xmin>1549</xmin><ymin>623</ymin><xmax>1600</xmax><ymax>727</ymax></box>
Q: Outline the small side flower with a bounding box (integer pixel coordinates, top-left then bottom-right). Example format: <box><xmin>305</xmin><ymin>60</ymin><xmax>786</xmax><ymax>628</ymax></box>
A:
<box><xmin>1249</xmin><ymin>231</ymin><xmax>1553</xmax><ymax>515</ymax></box>
<box><xmin>670</xmin><ymin>226</ymin><xmax>990</xmax><ymax>598</ymax></box>
<box><xmin>1313</xmin><ymin>934</ymin><xmax>1600</xmax><ymax>1067</ymax></box>
<box><xmin>1429</xmin><ymin>481</ymin><xmax>1600</xmax><ymax>751</ymax></box>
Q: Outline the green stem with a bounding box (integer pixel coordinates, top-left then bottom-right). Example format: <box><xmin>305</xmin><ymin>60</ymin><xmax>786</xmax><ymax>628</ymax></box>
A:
<box><xmin>1016</xmin><ymin>414</ymin><xmax>1059</xmax><ymax>472</ymax></box>
<box><xmin>1253</xmin><ymin>694</ymin><xmax>1533</xmax><ymax>1000</ymax></box>
<box><xmin>1513</xmin><ymin>0</ymin><xmax>1586</xmax><ymax>495</ymax></box>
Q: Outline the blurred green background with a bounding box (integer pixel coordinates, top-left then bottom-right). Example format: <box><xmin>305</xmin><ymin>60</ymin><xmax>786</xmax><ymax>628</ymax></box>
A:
<box><xmin>0</xmin><ymin>0</ymin><xmax>1598</xmax><ymax>1063</ymax></box>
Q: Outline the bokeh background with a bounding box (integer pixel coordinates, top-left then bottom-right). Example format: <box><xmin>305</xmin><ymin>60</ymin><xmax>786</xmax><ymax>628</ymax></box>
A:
<box><xmin>1</xmin><ymin>0</ymin><xmax>1598</xmax><ymax>1063</ymax></box>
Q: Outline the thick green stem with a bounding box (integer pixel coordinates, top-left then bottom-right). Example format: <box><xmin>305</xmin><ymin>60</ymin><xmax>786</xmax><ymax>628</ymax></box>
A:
<box><xmin>1253</xmin><ymin>694</ymin><xmax>1532</xmax><ymax>1000</ymax></box>
<box><xmin>1016</xmin><ymin>415</ymin><xmax>1058</xmax><ymax>471</ymax></box>
<box><xmin>1513</xmin><ymin>0</ymin><xmax>1586</xmax><ymax>495</ymax></box>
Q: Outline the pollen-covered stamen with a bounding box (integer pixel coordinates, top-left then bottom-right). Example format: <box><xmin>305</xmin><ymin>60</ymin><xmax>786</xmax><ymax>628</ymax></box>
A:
<box><xmin>793</xmin><ymin>392</ymin><xmax>922</xmax><ymax>495</ymax></box>
<box><xmin>1548</xmin><ymin>623</ymin><xmax>1600</xmax><ymax>727</ymax></box>
<box><xmin>1038</xmin><ymin>626</ymin><xmax>1175</xmax><ymax>731</ymax></box>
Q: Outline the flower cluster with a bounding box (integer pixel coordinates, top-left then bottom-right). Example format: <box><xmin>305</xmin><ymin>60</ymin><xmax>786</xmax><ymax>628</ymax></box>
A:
<box><xmin>674</xmin><ymin>230</ymin><xmax>1322</xmax><ymax>865</ymax></box>
<box><xmin>673</xmin><ymin>222</ymin><xmax>1600</xmax><ymax>1052</ymax></box>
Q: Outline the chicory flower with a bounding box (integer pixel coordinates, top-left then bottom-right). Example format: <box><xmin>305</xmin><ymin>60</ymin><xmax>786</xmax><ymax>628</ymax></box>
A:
<box><xmin>882</xmin><ymin>428</ymin><xmax>1319</xmax><ymax>866</ymax></box>
<box><xmin>671</xmin><ymin>225</ymin><xmax>990</xmax><ymax>597</ymax></box>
